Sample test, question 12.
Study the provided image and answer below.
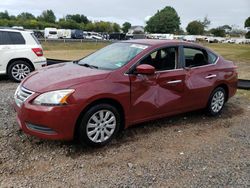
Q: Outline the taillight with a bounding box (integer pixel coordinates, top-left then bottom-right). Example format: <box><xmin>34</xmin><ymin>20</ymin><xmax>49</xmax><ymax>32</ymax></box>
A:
<box><xmin>32</xmin><ymin>48</ymin><xmax>43</xmax><ymax>57</ymax></box>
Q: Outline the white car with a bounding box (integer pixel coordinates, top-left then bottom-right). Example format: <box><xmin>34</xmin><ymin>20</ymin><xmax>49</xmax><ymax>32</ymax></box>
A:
<box><xmin>44</xmin><ymin>28</ymin><xmax>58</xmax><ymax>39</ymax></box>
<box><xmin>0</xmin><ymin>28</ymin><xmax>47</xmax><ymax>82</ymax></box>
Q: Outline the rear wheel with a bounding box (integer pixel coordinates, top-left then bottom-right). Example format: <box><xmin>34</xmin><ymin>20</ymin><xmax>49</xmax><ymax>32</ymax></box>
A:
<box><xmin>8</xmin><ymin>60</ymin><xmax>32</xmax><ymax>82</ymax></box>
<box><xmin>78</xmin><ymin>104</ymin><xmax>121</xmax><ymax>147</ymax></box>
<box><xmin>206</xmin><ymin>87</ymin><xmax>226</xmax><ymax>116</ymax></box>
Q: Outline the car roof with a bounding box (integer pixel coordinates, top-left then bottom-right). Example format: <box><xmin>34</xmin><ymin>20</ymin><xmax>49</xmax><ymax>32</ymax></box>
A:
<box><xmin>122</xmin><ymin>39</ymin><xmax>203</xmax><ymax>48</ymax></box>
<box><xmin>0</xmin><ymin>28</ymin><xmax>32</xmax><ymax>33</ymax></box>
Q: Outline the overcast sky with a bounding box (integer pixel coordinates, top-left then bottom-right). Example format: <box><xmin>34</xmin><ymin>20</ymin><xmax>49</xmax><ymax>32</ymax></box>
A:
<box><xmin>0</xmin><ymin>0</ymin><xmax>249</xmax><ymax>29</ymax></box>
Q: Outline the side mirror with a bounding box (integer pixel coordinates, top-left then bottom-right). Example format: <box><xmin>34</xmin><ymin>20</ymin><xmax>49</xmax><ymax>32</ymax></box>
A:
<box><xmin>135</xmin><ymin>64</ymin><xmax>155</xmax><ymax>75</ymax></box>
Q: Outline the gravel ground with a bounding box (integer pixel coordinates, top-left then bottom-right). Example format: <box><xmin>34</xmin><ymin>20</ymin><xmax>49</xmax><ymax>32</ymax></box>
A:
<box><xmin>0</xmin><ymin>76</ymin><xmax>250</xmax><ymax>187</ymax></box>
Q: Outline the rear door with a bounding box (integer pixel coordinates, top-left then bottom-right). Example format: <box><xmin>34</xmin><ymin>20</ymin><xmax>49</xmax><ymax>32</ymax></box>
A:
<box><xmin>0</xmin><ymin>31</ymin><xmax>26</xmax><ymax>74</ymax></box>
<box><xmin>181</xmin><ymin>46</ymin><xmax>219</xmax><ymax>110</ymax></box>
<box><xmin>0</xmin><ymin>31</ymin><xmax>12</xmax><ymax>73</ymax></box>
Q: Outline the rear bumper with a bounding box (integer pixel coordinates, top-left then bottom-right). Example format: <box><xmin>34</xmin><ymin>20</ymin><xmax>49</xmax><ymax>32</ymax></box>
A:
<box><xmin>33</xmin><ymin>57</ymin><xmax>47</xmax><ymax>70</ymax></box>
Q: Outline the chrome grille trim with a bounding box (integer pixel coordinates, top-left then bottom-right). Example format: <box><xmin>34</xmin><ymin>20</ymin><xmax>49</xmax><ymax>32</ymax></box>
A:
<box><xmin>14</xmin><ymin>86</ymin><xmax>34</xmax><ymax>107</ymax></box>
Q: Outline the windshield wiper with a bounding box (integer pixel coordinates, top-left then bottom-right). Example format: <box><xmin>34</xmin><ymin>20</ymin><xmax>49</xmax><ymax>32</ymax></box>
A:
<box><xmin>79</xmin><ymin>63</ymin><xmax>99</xmax><ymax>69</ymax></box>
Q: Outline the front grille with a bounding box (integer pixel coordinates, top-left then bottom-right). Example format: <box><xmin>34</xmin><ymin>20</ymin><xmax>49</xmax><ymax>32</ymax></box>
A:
<box><xmin>14</xmin><ymin>86</ymin><xmax>34</xmax><ymax>107</ymax></box>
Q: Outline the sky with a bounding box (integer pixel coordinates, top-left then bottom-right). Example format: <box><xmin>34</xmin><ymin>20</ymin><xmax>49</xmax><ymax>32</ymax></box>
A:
<box><xmin>0</xmin><ymin>0</ymin><xmax>249</xmax><ymax>29</ymax></box>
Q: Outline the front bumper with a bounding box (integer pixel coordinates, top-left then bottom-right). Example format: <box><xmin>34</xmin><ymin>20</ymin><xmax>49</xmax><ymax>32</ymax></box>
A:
<box><xmin>14</xmin><ymin>96</ymin><xmax>81</xmax><ymax>141</ymax></box>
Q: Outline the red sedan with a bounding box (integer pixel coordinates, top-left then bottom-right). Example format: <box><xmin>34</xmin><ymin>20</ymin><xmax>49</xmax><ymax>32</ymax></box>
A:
<box><xmin>14</xmin><ymin>40</ymin><xmax>238</xmax><ymax>147</ymax></box>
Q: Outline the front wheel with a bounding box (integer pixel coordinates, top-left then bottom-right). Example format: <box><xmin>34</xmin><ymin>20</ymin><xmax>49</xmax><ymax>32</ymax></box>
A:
<box><xmin>206</xmin><ymin>87</ymin><xmax>226</xmax><ymax>116</ymax></box>
<box><xmin>78</xmin><ymin>104</ymin><xmax>121</xmax><ymax>147</ymax></box>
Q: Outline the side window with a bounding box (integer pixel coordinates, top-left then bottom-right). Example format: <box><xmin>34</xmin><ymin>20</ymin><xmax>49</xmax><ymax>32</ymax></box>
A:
<box><xmin>8</xmin><ymin>32</ymin><xmax>25</xmax><ymax>45</ymax></box>
<box><xmin>0</xmin><ymin>31</ymin><xmax>25</xmax><ymax>45</ymax></box>
<box><xmin>140</xmin><ymin>47</ymin><xmax>178</xmax><ymax>71</ymax></box>
<box><xmin>207</xmin><ymin>51</ymin><xmax>218</xmax><ymax>64</ymax></box>
<box><xmin>184</xmin><ymin>47</ymin><xmax>209</xmax><ymax>67</ymax></box>
<box><xmin>0</xmin><ymin>31</ymin><xmax>12</xmax><ymax>45</ymax></box>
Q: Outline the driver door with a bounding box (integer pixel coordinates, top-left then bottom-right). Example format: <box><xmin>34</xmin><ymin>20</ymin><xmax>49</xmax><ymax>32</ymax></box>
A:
<box><xmin>128</xmin><ymin>46</ymin><xmax>186</xmax><ymax>123</ymax></box>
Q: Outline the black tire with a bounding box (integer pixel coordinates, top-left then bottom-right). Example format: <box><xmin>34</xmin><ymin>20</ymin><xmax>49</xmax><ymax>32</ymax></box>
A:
<box><xmin>206</xmin><ymin>87</ymin><xmax>226</xmax><ymax>116</ymax></box>
<box><xmin>7</xmin><ymin>60</ymin><xmax>33</xmax><ymax>82</ymax></box>
<box><xmin>78</xmin><ymin>104</ymin><xmax>121</xmax><ymax>147</ymax></box>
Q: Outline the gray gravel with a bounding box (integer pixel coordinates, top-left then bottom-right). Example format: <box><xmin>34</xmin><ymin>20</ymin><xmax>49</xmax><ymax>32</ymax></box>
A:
<box><xmin>0</xmin><ymin>76</ymin><xmax>250</xmax><ymax>187</ymax></box>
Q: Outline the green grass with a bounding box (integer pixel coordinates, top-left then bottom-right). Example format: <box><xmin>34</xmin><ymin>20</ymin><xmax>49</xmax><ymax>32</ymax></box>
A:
<box><xmin>204</xmin><ymin>43</ymin><xmax>250</xmax><ymax>63</ymax></box>
<box><xmin>41</xmin><ymin>41</ymin><xmax>110</xmax><ymax>51</ymax></box>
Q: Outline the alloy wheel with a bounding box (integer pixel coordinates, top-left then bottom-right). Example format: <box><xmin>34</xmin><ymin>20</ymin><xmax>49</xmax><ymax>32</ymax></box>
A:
<box><xmin>86</xmin><ymin>110</ymin><xmax>116</xmax><ymax>143</ymax></box>
<box><xmin>211</xmin><ymin>90</ymin><xmax>225</xmax><ymax>113</ymax></box>
<box><xmin>11</xmin><ymin>63</ymin><xmax>31</xmax><ymax>81</ymax></box>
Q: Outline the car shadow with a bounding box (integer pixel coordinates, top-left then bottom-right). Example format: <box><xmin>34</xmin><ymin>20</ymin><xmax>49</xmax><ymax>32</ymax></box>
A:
<box><xmin>15</xmin><ymin>98</ymin><xmax>245</xmax><ymax>158</ymax></box>
<box><xmin>0</xmin><ymin>75</ymin><xmax>9</xmax><ymax>82</ymax></box>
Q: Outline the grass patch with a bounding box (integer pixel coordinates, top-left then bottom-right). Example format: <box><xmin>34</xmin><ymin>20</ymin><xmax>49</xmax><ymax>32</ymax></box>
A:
<box><xmin>204</xmin><ymin>43</ymin><xmax>250</xmax><ymax>63</ymax></box>
<box><xmin>237</xmin><ymin>89</ymin><xmax>250</xmax><ymax>100</ymax></box>
<box><xmin>41</xmin><ymin>41</ymin><xmax>110</xmax><ymax>51</ymax></box>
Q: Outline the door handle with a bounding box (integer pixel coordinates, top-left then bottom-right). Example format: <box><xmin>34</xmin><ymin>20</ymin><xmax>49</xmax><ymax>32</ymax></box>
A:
<box><xmin>205</xmin><ymin>74</ymin><xmax>217</xmax><ymax>79</ymax></box>
<box><xmin>167</xmin><ymin>80</ymin><xmax>182</xmax><ymax>84</ymax></box>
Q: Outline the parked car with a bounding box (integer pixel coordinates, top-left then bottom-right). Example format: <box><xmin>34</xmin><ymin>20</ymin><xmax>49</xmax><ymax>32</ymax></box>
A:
<box><xmin>86</xmin><ymin>32</ymin><xmax>103</xmax><ymax>40</ymax></box>
<box><xmin>14</xmin><ymin>40</ymin><xmax>238</xmax><ymax>147</ymax></box>
<box><xmin>44</xmin><ymin>28</ymin><xmax>58</xmax><ymax>39</ymax></box>
<box><xmin>57</xmin><ymin>29</ymin><xmax>71</xmax><ymax>39</ymax></box>
<box><xmin>0</xmin><ymin>28</ymin><xmax>47</xmax><ymax>82</ymax></box>
<box><xmin>71</xmin><ymin>29</ymin><xmax>84</xmax><ymax>39</ymax></box>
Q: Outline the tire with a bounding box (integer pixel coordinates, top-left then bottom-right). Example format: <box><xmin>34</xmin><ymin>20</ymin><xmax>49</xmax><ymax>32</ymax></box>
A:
<box><xmin>7</xmin><ymin>60</ymin><xmax>33</xmax><ymax>82</ymax></box>
<box><xmin>206</xmin><ymin>87</ymin><xmax>226</xmax><ymax>116</ymax></box>
<box><xmin>78</xmin><ymin>104</ymin><xmax>121</xmax><ymax>147</ymax></box>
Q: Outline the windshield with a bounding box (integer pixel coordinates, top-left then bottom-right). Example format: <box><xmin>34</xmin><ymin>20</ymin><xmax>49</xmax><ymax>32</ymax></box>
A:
<box><xmin>78</xmin><ymin>42</ymin><xmax>148</xmax><ymax>70</ymax></box>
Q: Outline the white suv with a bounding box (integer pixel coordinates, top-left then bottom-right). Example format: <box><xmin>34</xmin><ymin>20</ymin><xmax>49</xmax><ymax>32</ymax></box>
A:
<box><xmin>0</xmin><ymin>28</ymin><xmax>47</xmax><ymax>82</ymax></box>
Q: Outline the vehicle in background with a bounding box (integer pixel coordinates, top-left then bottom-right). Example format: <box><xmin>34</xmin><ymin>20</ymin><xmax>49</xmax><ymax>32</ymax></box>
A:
<box><xmin>57</xmin><ymin>29</ymin><xmax>71</xmax><ymax>39</ymax></box>
<box><xmin>109</xmin><ymin>33</ymin><xmax>126</xmax><ymax>40</ymax></box>
<box><xmin>223</xmin><ymin>39</ymin><xmax>236</xmax><ymax>44</ymax></box>
<box><xmin>44</xmin><ymin>28</ymin><xmax>58</xmax><ymax>39</ymax></box>
<box><xmin>33</xmin><ymin>30</ymin><xmax>44</xmax><ymax>39</ymax></box>
<box><xmin>71</xmin><ymin>29</ymin><xmax>84</xmax><ymax>39</ymax></box>
<box><xmin>12</xmin><ymin>26</ymin><xmax>24</xmax><ymax>30</ymax></box>
<box><xmin>183</xmin><ymin>35</ymin><xmax>196</xmax><ymax>42</ymax></box>
<box><xmin>14</xmin><ymin>39</ymin><xmax>237</xmax><ymax>147</ymax></box>
<box><xmin>86</xmin><ymin>32</ymin><xmax>103</xmax><ymax>40</ymax></box>
<box><xmin>0</xmin><ymin>28</ymin><xmax>46</xmax><ymax>82</ymax></box>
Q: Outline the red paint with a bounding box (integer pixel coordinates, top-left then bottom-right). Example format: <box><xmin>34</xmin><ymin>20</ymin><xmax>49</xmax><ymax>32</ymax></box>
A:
<box><xmin>14</xmin><ymin>40</ymin><xmax>238</xmax><ymax>140</ymax></box>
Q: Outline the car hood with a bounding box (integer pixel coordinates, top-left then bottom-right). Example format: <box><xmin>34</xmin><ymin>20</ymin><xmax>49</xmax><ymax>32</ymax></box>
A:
<box><xmin>22</xmin><ymin>62</ymin><xmax>110</xmax><ymax>93</ymax></box>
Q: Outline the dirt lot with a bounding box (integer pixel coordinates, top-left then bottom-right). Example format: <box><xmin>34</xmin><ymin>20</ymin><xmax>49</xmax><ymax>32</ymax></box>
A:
<box><xmin>0</xmin><ymin>75</ymin><xmax>250</xmax><ymax>187</ymax></box>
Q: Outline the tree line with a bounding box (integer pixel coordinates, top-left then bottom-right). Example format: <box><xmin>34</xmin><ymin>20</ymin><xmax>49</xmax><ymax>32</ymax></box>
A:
<box><xmin>0</xmin><ymin>10</ymin><xmax>124</xmax><ymax>33</ymax></box>
<box><xmin>145</xmin><ymin>7</ymin><xmax>250</xmax><ymax>38</ymax></box>
<box><xmin>0</xmin><ymin>8</ymin><xmax>249</xmax><ymax>38</ymax></box>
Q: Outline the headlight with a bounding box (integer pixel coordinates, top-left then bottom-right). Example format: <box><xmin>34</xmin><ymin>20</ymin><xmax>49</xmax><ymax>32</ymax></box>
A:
<box><xmin>33</xmin><ymin>89</ymin><xmax>75</xmax><ymax>106</ymax></box>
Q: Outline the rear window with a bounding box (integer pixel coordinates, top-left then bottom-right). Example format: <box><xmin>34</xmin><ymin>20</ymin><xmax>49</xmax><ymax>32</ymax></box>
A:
<box><xmin>31</xmin><ymin>33</ymin><xmax>40</xmax><ymax>44</ymax></box>
<box><xmin>207</xmin><ymin>51</ymin><xmax>218</xmax><ymax>64</ymax></box>
<box><xmin>0</xmin><ymin>31</ymin><xmax>25</xmax><ymax>45</ymax></box>
<box><xmin>49</xmin><ymin>31</ymin><xmax>57</xmax><ymax>35</ymax></box>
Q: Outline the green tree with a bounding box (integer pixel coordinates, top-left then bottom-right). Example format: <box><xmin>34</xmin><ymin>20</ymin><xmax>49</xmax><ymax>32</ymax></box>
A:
<box><xmin>122</xmin><ymin>22</ymin><xmax>131</xmax><ymax>33</ymax></box>
<box><xmin>0</xmin><ymin>10</ymin><xmax>10</xmax><ymax>20</ymax></box>
<box><xmin>66</xmin><ymin>14</ymin><xmax>89</xmax><ymax>24</ymax></box>
<box><xmin>58</xmin><ymin>19</ymin><xmax>80</xmax><ymax>29</ymax></box>
<box><xmin>38</xmin><ymin>10</ymin><xmax>56</xmax><ymax>23</ymax></box>
<box><xmin>210</xmin><ymin>27</ymin><xmax>226</xmax><ymax>37</ymax></box>
<box><xmin>145</xmin><ymin>6</ymin><xmax>180</xmax><ymax>33</ymax></box>
<box><xmin>245</xmin><ymin>31</ymin><xmax>250</xmax><ymax>39</ymax></box>
<box><xmin>113</xmin><ymin>23</ymin><xmax>121</xmax><ymax>32</ymax></box>
<box><xmin>245</xmin><ymin>17</ymin><xmax>250</xmax><ymax>28</ymax></box>
<box><xmin>186</xmin><ymin>21</ymin><xmax>204</xmax><ymax>35</ymax></box>
<box><xmin>17</xmin><ymin>12</ymin><xmax>35</xmax><ymax>20</ymax></box>
<box><xmin>202</xmin><ymin>16</ymin><xmax>211</xmax><ymax>29</ymax></box>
